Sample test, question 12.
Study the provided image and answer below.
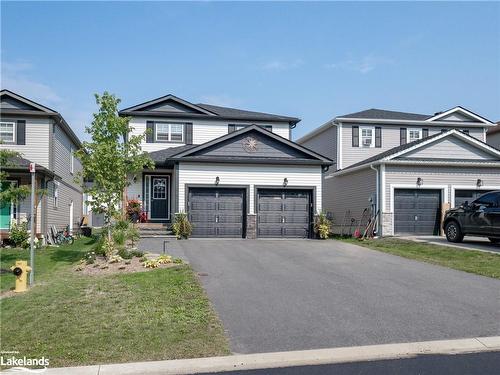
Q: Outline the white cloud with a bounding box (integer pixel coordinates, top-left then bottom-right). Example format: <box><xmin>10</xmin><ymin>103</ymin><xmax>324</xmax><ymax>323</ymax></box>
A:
<box><xmin>262</xmin><ymin>59</ymin><xmax>304</xmax><ymax>71</ymax></box>
<box><xmin>1</xmin><ymin>60</ymin><xmax>62</xmax><ymax>104</ymax></box>
<box><xmin>325</xmin><ymin>55</ymin><xmax>394</xmax><ymax>74</ymax></box>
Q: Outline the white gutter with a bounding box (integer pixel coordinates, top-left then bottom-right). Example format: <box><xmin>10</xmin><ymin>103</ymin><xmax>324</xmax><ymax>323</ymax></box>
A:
<box><xmin>334</xmin><ymin>117</ymin><xmax>493</xmax><ymax>127</ymax></box>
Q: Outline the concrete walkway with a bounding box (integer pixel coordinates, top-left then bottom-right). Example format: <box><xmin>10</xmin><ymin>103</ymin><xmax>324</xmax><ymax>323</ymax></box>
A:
<box><xmin>400</xmin><ymin>235</ymin><xmax>500</xmax><ymax>254</ymax></box>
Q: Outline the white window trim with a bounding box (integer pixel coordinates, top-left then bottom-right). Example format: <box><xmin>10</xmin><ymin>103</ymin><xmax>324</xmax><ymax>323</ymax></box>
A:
<box><xmin>407</xmin><ymin>128</ymin><xmax>423</xmax><ymax>143</ymax></box>
<box><xmin>70</xmin><ymin>147</ymin><xmax>74</xmax><ymax>174</ymax></box>
<box><xmin>0</xmin><ymin>121</ymin><xmax>16</xmax><ymax>144</ymax></box>
<box><xmin>359</xmin><ymin>126</ymin><xmax>375</xmax><ymax>148</ymax></box>
<box><xmin>154</xmin><ymin>122</ymin><xmax>184</xmax><ymax>143</ymax></box>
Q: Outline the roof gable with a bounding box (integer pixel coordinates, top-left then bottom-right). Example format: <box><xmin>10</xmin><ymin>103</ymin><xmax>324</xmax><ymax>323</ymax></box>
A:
<box><xmin>171</xmin><ymin>125</ymin><xmax>332</xmax><ymax>164</ymax></box>
<box><xmin>0</xmin><ymin>89</ymin><xmax>57</xmax><ymax>113</ymax></box>
<box><xmin>120</xmin><ymin>94</ymin><xmax>217</xmax><ymax>116</ymax></box>
<box><xmin>426</xmin><ymin>106</ymin><xmax>492</xmax><ymax>124</ymax></box>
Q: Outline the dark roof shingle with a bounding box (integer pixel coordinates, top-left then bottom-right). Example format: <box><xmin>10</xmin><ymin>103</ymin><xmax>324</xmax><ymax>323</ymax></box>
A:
<box><xmin>196</xmin><ymin>103</ymin><xmax>300</xmax><ymax>122</ymax></box>
<box><xmin>338</xmin><ymin>108</ymin><xmax>430</xmax><ymax>121</ymax></box>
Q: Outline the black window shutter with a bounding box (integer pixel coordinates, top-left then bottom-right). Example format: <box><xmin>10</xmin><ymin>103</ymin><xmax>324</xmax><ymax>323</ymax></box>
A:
<box><xmin>422</xmin><ymin>129</ymin><xmax>429</xmax><ymax>138</ymax></box>
<box><xmin>400</xmin><ymin>128</ymin><xmax>407</xmax><ymax>145</ymax></box>
<box><xmin>185</xmin><ymin>123</ymin><xmax>193</xmax><ymax>144</ymax></box>
<box><xmin>375</xmin><ymin>127</ymin><xmax>382</xmax><ymax>148</ymax></box>
<box><xmin>16</xmin><ymin>120</ymin><xmax>26</xmax><ymax>145</ymax></box>
<box><xmin>228</xmin><ymin>124</ymin><xmax>236</xmax><ymax>133</ymax></box>
<box><xmin>146</xmin><ymin>121</ymin><xmax>154</xmax><ymax>143</ymax></box>
<box><xmin>352</xmin><ymin>126</ymin><xmax>359</xmax><ymax>147</ymax></box>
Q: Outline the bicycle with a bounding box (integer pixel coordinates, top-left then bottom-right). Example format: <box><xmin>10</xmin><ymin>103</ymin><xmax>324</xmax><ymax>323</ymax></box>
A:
<box><xmin>55</xmin><ymin>225</ymin><xmax>74</xmax><ymax>245</ymax></box>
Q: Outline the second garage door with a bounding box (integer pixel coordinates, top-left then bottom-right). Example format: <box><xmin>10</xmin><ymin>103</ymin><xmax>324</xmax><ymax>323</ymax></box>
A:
<box><xmin>394</xmin><ymin>189</ymin><xmax>441</xmax><ymax>235</ymax></box>
<box><xmin>454</xmin><ymin>189</ymin><xmax>493</xmax><ymax>208</ymax></box>
<box><xmin>188</xmin><ymin>188</ymin><xmax>245</xmax><ymax>238</ymax></box>
<box><xmin>257</xmin><ymin>189</ymin><xmax>312</xmax><ymax>238</ymax></box>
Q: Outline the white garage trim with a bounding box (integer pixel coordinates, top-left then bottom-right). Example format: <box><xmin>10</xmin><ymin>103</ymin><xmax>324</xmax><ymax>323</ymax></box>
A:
<box><xmin>450</xmin><ymin>185</ymin><xmax>500</xmax><ymax>208</ymax></box>
<box><xmin>389</xmin><ymin>184</ymin><xmax>448</xmax><ymax>236</ymax></box>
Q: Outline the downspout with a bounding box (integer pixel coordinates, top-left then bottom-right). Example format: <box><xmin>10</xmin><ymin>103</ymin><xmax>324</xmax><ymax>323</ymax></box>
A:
<box><xmin>370</xmin><ymin>164</ymin><xmax>380</xmax><ymax>236</ymax></box>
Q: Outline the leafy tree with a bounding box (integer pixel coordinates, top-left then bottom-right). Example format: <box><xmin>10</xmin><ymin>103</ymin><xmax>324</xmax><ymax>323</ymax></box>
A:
<box><xmin>0</xmin><ymin>148</ymin><xmax>30</xmax><ymax>205</ymax></box>
<box><xmin>75</xmin><ymin>92</ymin><xmax>154</xmax><ymax>241</ymax></box>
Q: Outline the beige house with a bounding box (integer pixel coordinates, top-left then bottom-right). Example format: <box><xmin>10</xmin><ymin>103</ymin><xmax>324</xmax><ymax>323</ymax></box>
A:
<box><xmin>298</xmin><ymin>107</ymin><xmax>500</xmax><ymax>236</ymax></box>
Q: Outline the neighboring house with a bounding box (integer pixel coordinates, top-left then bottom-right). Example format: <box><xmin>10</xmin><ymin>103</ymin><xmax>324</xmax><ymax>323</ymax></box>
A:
<box><xmin>0</xmin><ymin>89</ymin><xmax>83</xmax><ymax>240</ymax></box>
<box><xmin>298</xmin><ymin>107</ymin><xmax>500</xmax><ymax>236</ymax></box>
<box><xmin>120</xmin><ymin>94</ymin><xmax>332</xmax><ymax>238</ymax></box>
<box><xmin>486</xmin><ymin>122</ymin><xmax>500</xmax><ymax>149</ymax></box>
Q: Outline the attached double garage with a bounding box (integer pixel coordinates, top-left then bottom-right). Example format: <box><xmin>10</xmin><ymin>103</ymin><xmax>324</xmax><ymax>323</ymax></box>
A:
<box><xmin>178</xmin><ymin>163</ymin><xmax>322</xmax><ymax>239</ymax></box>
<box><xmin>384</xmin><ymin>165</ymin><xmax>500</xmax><ymax>236</ymax></box>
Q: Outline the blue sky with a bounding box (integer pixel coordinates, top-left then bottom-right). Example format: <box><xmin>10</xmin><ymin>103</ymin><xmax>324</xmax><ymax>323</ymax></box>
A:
<box><xmin>1</xmin><ymin>1</ymin><xmax>499</xmax><ymax>141</ymax></box>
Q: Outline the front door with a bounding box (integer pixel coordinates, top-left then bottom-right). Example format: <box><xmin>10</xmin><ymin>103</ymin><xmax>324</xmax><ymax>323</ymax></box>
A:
<box><xmin>0</xmin><ymin>181</ymin><xmax>15</xmax><ymax>230</ymax></box>
<box><xmin>150</xmin><ymin>177</ymin><xmax>168</xmax><ymax>220</ymax></box>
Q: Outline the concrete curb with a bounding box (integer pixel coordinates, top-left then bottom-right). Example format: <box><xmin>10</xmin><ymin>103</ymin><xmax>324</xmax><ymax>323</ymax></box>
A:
<box><xmin>36</xmin><ymin>336</ymin><xmax>500</xmax><ymax>375</ymax></box>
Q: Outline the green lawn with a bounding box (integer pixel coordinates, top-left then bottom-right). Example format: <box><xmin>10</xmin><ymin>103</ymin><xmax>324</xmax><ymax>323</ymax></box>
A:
<box><xmin>0</xmin><ymin>238</ymin><xmax>229</xmax><ymax>367</ymax></box>
<box><xmin>339</xmin><ymin>237</ymin><xmax>500</xmax><ymax>279</ymax></box>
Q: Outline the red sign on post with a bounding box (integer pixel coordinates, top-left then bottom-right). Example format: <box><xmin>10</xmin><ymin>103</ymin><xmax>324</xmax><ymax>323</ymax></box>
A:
<box><xmin>29</xmin><ymin>163</ymin><xmax>36</xmax><ymax>173</ymax></box>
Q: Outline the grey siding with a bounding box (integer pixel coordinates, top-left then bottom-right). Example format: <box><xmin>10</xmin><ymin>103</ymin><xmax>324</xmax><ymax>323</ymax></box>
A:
<box><xmin>299</xmin><ymin>126</ymin><xmax>337</xmax><ymax>165</ymax></box>
<box><xmin>402</xmin><ymin>137</ymin><xmax>496</xmax><ymax>160</ymax></box>
<box><xmin>341</xmin><ymin>124</ymin><xmax>485</xmax><ymax>168</ymax></box>
<box><xmin>324</xmin><ymin>168</ymin><xmax>377</xmax><ymax>234</ymax></box>
<box><xmin>46</xmin><ymin>181</ymin><xmax>83</xmax><ymax>232</ymax></box>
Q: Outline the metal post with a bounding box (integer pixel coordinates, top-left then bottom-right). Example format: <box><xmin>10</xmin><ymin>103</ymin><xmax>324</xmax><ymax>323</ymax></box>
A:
<box><xmin>29</xmin><ymin>163</ymin><xmax>35</xmax><ymax>286</ymax></box>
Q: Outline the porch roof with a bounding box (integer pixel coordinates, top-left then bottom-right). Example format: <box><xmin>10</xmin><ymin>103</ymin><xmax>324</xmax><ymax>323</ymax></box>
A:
<box><xmin>3</xmin><ymin>156</ymin><xmax>60</xmax><ymax>178</ymax></box>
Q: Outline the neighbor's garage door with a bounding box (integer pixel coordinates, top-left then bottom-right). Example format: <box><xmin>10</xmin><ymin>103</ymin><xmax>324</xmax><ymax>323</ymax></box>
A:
<box><xmin>257</xmin><ymin>189</ymin><xmax>312</xmax><ymax>238</ymax></box>
<box><xmin>394</xmin><ymin>189</ymin><xmax>441</xmax><ymax>235</ymax></box>
<box><xmin>454</xmin><ymin>190</ymin><xmax>493</xmax><ymax>208</ymax></box>
<box><xmin>188</xmin><ymin>188</ymin><xmax>245</xmax><ymax>238</ymax></box>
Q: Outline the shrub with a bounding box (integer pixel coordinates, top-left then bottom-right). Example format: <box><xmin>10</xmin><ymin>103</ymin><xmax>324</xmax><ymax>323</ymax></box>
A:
<box><xmin>139</xmin><ymin>256</ymin><xmax>148</xmax><ymax>263</ymax></box>
<box><xmin>126</xmin><ymin>199</ymin><xmax>142</xmax><ymax>222</ymax></box>
<box><xmin>83</xmin><ymin>251</ymin><xmax>96</xmax><ymax>264</ymax></box>
<box><xmin>118</xmin><ymin>247</ymin><xmax>134</xmax><ymax>259</ymax></box>
<box><xmin>143</xmin><ymin>259</ymin><xmax>160</xmax><ymax>269</ymax></box>
<box><xmin>108</xmin><ymin>255</ymin><xmax>123</xmax><ymax>264</ymax></box>
<box><xmin>314</xmin><ymin>212</ymin><xmax>332</xmax><ymax>239</ymax></box>
<box><xmin>157</xmin><ymin>255</ymin><xmax>172</xmax><ymax>264</ymax></box>
<box><xmin>93</xmin><ymin>235</ymin><xmax>107</xmax><ymax>257</ymax></box>
<box><xmin>10</xmin><ymin>221</ymin><xmax>30</xmax><ymax>248</ymax></box>
<box><xmin>173</xmin><ymin>257</ymin><xmax>183</xmax><ymax>264</ymax></box>
<box><xmin>114</xmin><ymin>219</ymin><xmax>130</xmax><ymax>231</ymax></box>
<box><xmin>172</xmin><ymin>212</ymin><xmax>192</xmax><ymax>239</ymax></box>
<box><xmin>112</xmin><ymin>229</ymin><xmax>127</xmax><ymax>246</ymax></box>
<box><xmin>130</xmin><ymin>249</ymin><xmax>145</xmax><ymax>258</ymax></box>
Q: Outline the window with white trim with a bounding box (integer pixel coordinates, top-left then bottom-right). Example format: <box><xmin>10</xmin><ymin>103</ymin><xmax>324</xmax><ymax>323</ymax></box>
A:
<box><xmin>360</xmin><ymin>126</ymin><xmax>375</xmax><ymax>147</ymax></box>
<box><xmin>407</xmin><ymin>128</ymin><xmax>422</xmax><ymax>143</ymax></box>
<box><xmin>155</xmin><ymin>122</ymin><xmax>184</xmax><ymax>142</ymax></box>
<box><xmin>0</xmin><ymin>121</ymin><xmax>15</xmax><ymax>143</ymax></box>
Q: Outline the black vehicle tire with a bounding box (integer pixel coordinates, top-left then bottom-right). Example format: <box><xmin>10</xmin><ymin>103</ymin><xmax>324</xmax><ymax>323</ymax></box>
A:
<box><xmin>488</xmin><ymin>238</ymin><xmax>500</xmax><ymax>244</ymax></box>
<box><xmin>445</xmin><ymin>221</ymin><xmax>464</xmax><ymax>243</ymax></box>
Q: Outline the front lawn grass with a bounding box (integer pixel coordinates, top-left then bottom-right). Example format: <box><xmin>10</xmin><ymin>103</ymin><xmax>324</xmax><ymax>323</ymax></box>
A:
<box><xmin>0</xmin><ymin>238</ymin><xmax>229</xmax><ymax>367</ymax></box>
<box><xmin>339</xmin><ymin>237</ymin><xmax>500</xmax><ymax>279</ymax></box>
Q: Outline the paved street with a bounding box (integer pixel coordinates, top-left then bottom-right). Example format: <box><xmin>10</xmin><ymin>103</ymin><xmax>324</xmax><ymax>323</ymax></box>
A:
<box><xmin>198</xmin><ymin>351</ymin><xmax>500</xmax><ymax>375</ymax></box>
<box><xmin>139</xmin><ymin>238</ymin><xmax>500</xmax><ymax>354</ymax></box>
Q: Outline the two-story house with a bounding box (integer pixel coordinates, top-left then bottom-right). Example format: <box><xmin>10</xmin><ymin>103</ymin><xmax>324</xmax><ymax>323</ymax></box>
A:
<box><xmin>0</xmin><ymin>89</ymin><xmax>83</xmax><ymax>241</ymax></box>
<box><xmin>298</xmin><ymin>107</ymin><xmax>500</xmax><ymax>236</ymax></box>
<box><xmin>119</xmin><ymin>94</ymin><xmax>332</xmax><ymax>238</ymax></box>
<box><xmin>486</xmin><ymin>122</ymin><xmax>500</xmax><ymax>150</ymax></box>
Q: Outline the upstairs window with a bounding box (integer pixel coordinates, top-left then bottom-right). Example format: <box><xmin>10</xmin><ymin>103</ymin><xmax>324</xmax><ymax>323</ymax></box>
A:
<box><xmin>155</xmin><ymin>122</ymin><xmax>184</xmax><ymax>142</ymax></box>
<box><xmin>407</xmin><ymin>128</ymin><xmax>422</xmax><ymax>143</ymax></box>
<box><xmin>0</xmin><ymin>121</ymin><xmax>15</xmax><ymax>143</ymax></box>
<box><xmin>360</xmin><ymin>126</ymin><xmax>374</xmax><ymax>147</ymax></box>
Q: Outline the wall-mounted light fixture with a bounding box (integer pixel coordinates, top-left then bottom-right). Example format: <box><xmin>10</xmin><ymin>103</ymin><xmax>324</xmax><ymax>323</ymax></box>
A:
<box><xmin>215</xmin><ymin>176</ymin><xmax>220</xmax><ymax>185</ymax></box>
<box><xmin>476</xmin><ymin>178</ymin><xmax>483</xmax><ymax>188</ymax></box>
<box><xmin>283</xmin><ymin>178</ymin><xmax>288</xmax><ymax>187</ymax></box>
<box><xmin>416</xmin><ymin>177</ymin><xmax>423</xmax><ymax>186</ymax></box>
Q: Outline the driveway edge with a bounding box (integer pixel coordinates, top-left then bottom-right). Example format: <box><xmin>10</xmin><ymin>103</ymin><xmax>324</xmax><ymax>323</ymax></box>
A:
<box><xmin>38</xmin><ymin>336</ymin><xmax>500</xmax><ymax>375</ymax></box>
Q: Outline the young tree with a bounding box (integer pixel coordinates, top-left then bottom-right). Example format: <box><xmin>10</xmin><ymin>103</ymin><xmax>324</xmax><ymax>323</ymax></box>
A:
<box><xmin>75</xmin><ymin>92</ymin><xmax>154</xmax><ymax>241</ymax></box>
<box><xmin>0</xmin><ymin>148</ymin><xmax>30</xmax><ymax>205</ymax></box>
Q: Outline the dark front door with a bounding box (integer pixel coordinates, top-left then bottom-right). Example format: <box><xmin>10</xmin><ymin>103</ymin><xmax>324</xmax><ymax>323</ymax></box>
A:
<box><xmin>150</xmin><ymin>177</ymin><xmax>168</xmax><ymax>220</ymax></box>
<box><xmin>188</xmin><ymin>188</ymin><xmax>245</xmax><ymax>238</ymax></box>
<box><xmin>257</xmin><ymin>189</ymin><xmax>312</xmax><ymax>238</ymax></box>
<box><xmin>394</xmin><ymin>189</ymin><xmax>441</xmax><ymax>235</ymax></box>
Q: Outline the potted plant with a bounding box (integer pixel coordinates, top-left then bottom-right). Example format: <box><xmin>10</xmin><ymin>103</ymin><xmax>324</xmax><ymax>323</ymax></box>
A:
<box><xmin>126</xmin><ymin>199</ymin><xmax>142</xmax><ymax>223</ymax></box>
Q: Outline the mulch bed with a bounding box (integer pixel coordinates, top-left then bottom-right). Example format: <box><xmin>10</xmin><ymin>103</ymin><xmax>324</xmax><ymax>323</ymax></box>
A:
<box><xmin>76</xmin><ymin>256</ymin><xmax>177</xmax><ymax>276</ymax></box>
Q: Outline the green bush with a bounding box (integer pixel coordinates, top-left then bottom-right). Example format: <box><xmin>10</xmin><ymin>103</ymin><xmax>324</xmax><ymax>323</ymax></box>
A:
<box><xmin>93</xmin><ymin>235</ymin><xmax>107</xmax><ymax>256</ymax></box>
<box><xmin>172</xmin><ymin>212</ymin><xmax>192</xmax><ymax>239</ymax></box>
<box><xmin>112</xmin><ymin>229</ymin><xmax>127</xmax><ymax>246</ymax></box>
<box><xmin>118</xmin><ymin>248</ymin><xmax>134</xmax><ymax>260</ymax></box>
<box><xmin>114</xmin><ymin>219</ymin><xmax>130</xmax><ymax>231</ymax></box>
<box><xmin>314</xmin><ymin>212</ymin><xmax>332</xmax><ymax>239</ymax></box>
<box><xmin>10</xmin><ymin>222</ymin><xmax>30</xmax><ymax>248</ymax></box>
<box><xmin>130</xmin><ymin>249</ymin><xmax>145</xmax><ymax>258</ymax></box>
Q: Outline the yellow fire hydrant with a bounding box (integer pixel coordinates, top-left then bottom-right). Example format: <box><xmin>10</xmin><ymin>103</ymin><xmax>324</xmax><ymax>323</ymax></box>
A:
<box><xmin>10</xmin><ymin>260</ymin><xmax>32</xmax><ymax>292</ymax></box>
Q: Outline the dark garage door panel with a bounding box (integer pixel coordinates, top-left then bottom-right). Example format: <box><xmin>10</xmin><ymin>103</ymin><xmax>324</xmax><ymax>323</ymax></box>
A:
<box><xmin>394</xmin><ymin>189</ymin><xmax>441</xmax><ymax>235</ymax></box>
<box><xmin>188</xmin><ymin>188</ymin><xmax>245</xmax><ymax>238</ymax></box>
<box><xmin>454</xmin><ymin>190</ymin><xmax>493</xmax><ymax>208</ymax></box>
<box><xmin>257</xmin><ymin>189</ymin><xmax>311</xmax><ymax>238</ymax></box>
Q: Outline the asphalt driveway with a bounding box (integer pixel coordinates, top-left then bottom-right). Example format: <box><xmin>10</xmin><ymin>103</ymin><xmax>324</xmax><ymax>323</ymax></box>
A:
<box><xmin>139</xmin><ymin>238</ymin><xmax>500</xmax><ymax>354</ymax></box>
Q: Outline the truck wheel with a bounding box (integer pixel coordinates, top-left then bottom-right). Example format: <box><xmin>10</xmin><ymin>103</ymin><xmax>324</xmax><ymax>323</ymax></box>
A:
<box><xmin>488</xmin><ymin>238</ymin><xmax>500</xmax><ymax>244</ymax></box>
<box><xmin>445</xmin><ymin>221</ymin><xmax>464</xmax><ymax>243</ymax></box>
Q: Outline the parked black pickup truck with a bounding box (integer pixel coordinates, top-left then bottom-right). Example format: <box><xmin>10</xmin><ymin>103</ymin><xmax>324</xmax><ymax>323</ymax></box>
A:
<box><xmin>443</xmin><ymin>191</ymin><xmax>500</xmax><ymax>243</ymax></box>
